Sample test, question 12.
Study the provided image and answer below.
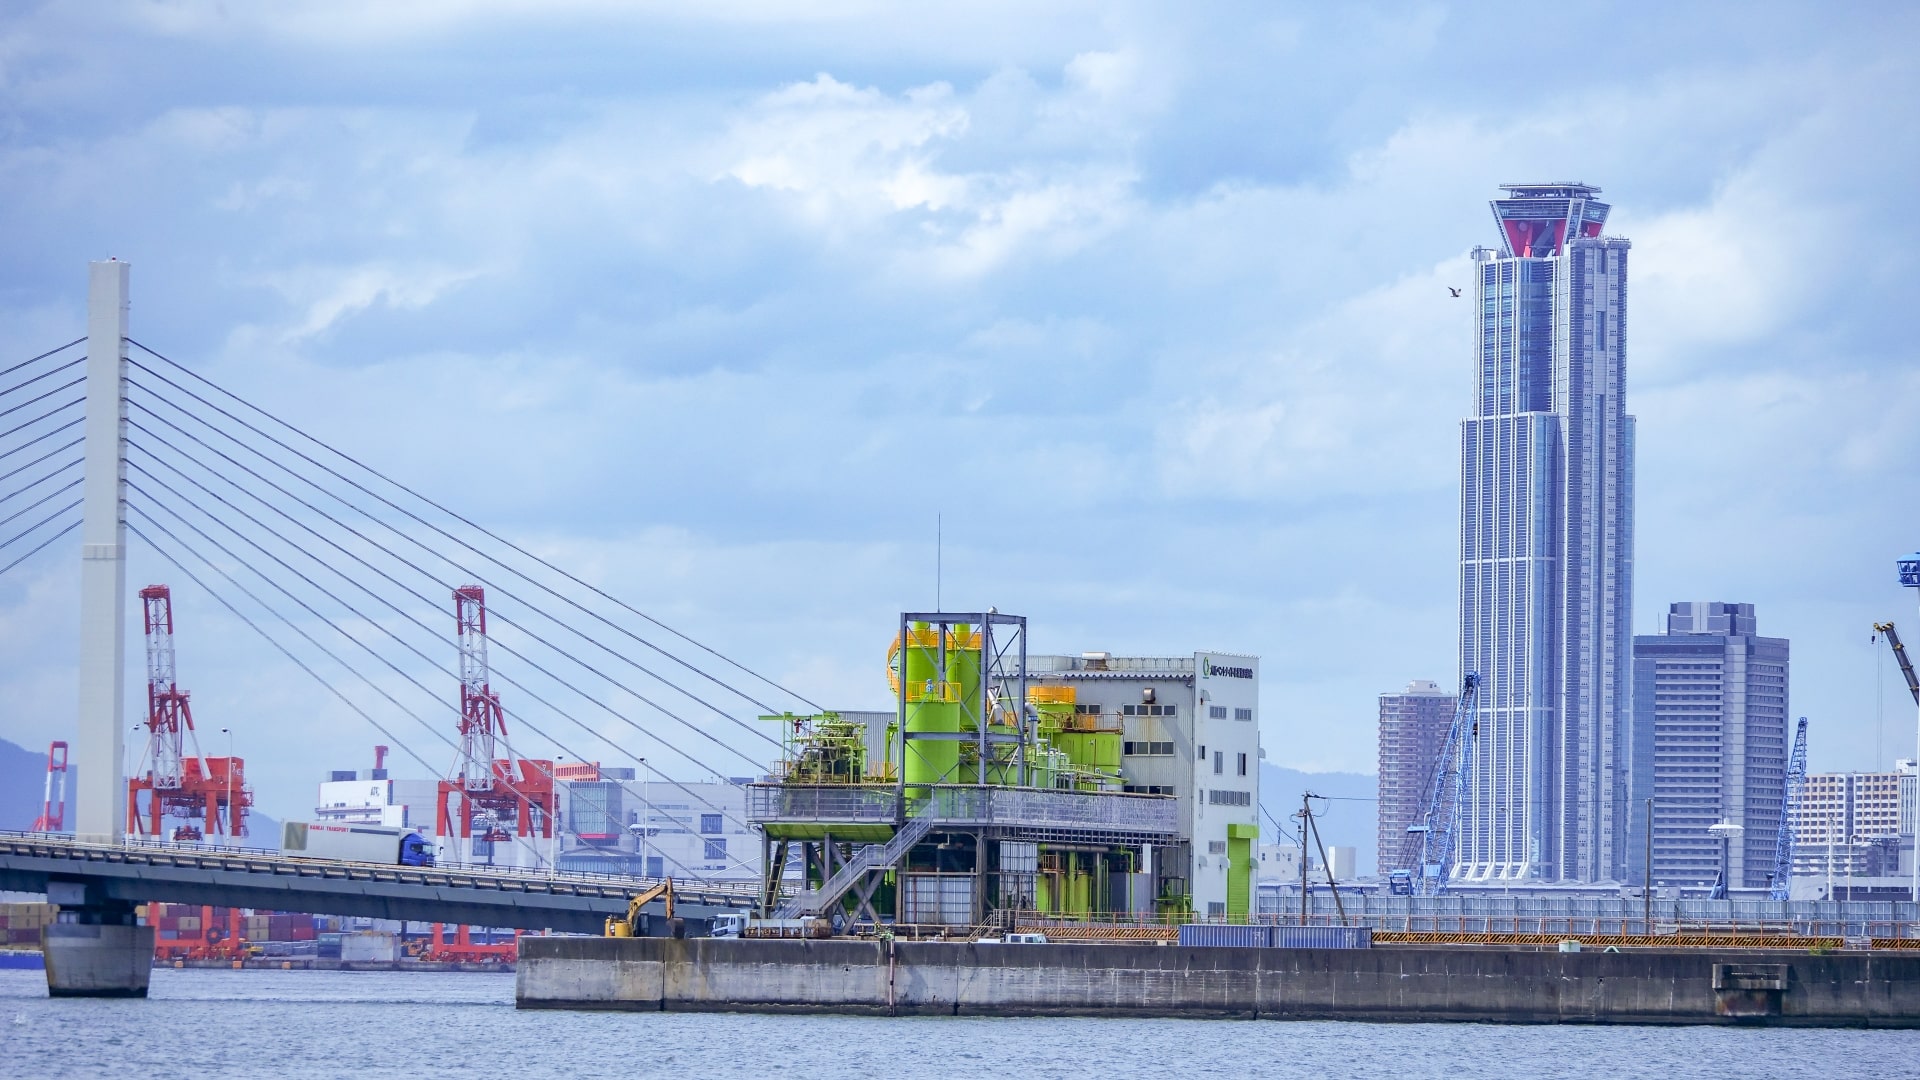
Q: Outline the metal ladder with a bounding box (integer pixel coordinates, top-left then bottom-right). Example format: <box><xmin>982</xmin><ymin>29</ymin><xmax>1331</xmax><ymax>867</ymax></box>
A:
<box><xmin>774</xmin><ymin>810</ymin><xmax>934</xmax><ymax>918</ymax></box>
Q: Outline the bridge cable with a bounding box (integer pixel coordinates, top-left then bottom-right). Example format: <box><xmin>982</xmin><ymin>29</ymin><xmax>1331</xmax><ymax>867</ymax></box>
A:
<box><xmin>127</xmin><ymin>520</ymin><xmax>462</xmax><ymax>780</ymax></box>
<box><xmin>0</xmin><ymin>456</ymin><xmax>81</xmax><ymax>509</ymax></box>
<box><xmin>125</xmin><ymin>419</ymin><xmax>769</xmax><ymax>770</ymax></box>
<box><xmin>0</xmin><ymin>427</ymin><xmax>84</xmax><ymax>479</ymax></box>
<box><xmin>124</xmin><ymin>482</ymin><xmax>760</xmax><ymax>876</ymax></box>
<box><xmin>0</xmin><ymin>474</ymin><xmax>83</xmax><ymax>533</ymax></box>
<box><xmin>0</xmin><ymin>370</ymin><xmax>84</xmax><ymax>423</ymax></box>
<box><xmin>128</xmin><ymin>342</ymin><xmax>822</xmax><ymax>713</ymax></box>
<box><xmin>125</xmin><ymin>387</ymin><xmax>784</xmax><ymax>755</ymax></box>
<box><xmin>125</xmin><ymin>369</ymin><xmax>794</xmax><ymax>744</ymax></box>
<box><xmin>0</xmin><ymin>397</ymin><xmax>83</xmax><ymax>447</ymax></box>
<box><xmin>0</xmin><ymin>338</ymin><xmax>84</xmax><ymax>387</ymax></box>
<box><xmin>0</xmin><ymin>498</ymin><xmax>82</xmax><ymax>556</ymax></box>
<box><xmin>0</xmin><ymin>518</ymin><xmax>79</xmax><ymax>579</ymax></box>
<box><xmin>125</xmin><ymin>455</ymin><xmax>770</xmax><ymax>805</ymax></box>
<box><xmin>121</xmin><ymin>464</ymin><xmax>769</xmax><ymax>876</ymax></box>
<box><xmin>122</xmin><ymin>505</ymin><xmax>602</xmax><ymax>868</ymax></box>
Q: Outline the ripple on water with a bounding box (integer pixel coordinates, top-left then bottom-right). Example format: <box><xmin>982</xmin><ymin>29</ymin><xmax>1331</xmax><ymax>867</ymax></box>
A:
<box><xmin>2</xmin><ymin>968</ymin><xmax>1918</xmax><ymax>1080</ymax></box>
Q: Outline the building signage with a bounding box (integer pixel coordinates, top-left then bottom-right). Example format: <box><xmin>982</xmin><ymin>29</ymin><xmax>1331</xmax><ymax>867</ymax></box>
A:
<box><xmin>1203</xmin><ymin>659</ymin><xmax>1253</xmax><ymax>680</ymax></box>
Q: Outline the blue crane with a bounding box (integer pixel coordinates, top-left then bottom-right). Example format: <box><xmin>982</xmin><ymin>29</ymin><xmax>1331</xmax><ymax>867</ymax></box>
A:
<box><xmin>1767</xmin><ymin>717</ymin><xmax>1808</xmax><ymax>902</ymax></box>
<box><xmin>1390</xmin><ymin>672</ymin><xmax>1481</xmax><ymax>897</ymax></box>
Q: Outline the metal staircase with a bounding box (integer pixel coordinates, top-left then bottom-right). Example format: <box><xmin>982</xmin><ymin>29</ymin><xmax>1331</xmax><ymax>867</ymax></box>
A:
<box><xmin>774</xmin><ymin>810</ymin><xmax>933</xmax><ymax>918</ymax></box>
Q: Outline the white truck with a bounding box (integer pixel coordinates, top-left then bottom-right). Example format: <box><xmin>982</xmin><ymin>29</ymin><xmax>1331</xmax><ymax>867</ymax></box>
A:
<box><xmin>280</xmin><ymin>821</ymin><xmax>436</xmax><ymax>866</ymax></box>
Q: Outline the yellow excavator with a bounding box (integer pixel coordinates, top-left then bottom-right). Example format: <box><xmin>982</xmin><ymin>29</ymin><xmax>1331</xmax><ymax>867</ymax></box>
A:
<box><xmin>605</xmin><ymin>879</ymin><xmax>683</xmax><ymax>938</ymax></box>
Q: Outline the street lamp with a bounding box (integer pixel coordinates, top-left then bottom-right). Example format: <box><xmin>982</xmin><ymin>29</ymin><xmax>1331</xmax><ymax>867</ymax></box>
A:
<box><xmin>1902</xmin><ymin>552</ymin><xmax>1920</xmax><ymax>904</ymax></box>
<box><xmin>1708</xmin><ymin>819</ymin><xmax>1744</xmax><ymax>900</ymax></box>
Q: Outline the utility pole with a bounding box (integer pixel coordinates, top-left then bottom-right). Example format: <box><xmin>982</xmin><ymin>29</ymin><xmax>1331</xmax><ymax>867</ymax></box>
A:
<box><xmin>75</xmin><ymin>260</ymin><xmax>128</xmax><ymax>845</ymax></box>
<box><xmin>1644</xmin><ymin>797</ymin><xmax>1653</xmax><ymax>934</ymax></box>
<box><xmin>1297</xmin><ymin>793</ymin><xmax>1310</xmax><ymax>927</ymax></box>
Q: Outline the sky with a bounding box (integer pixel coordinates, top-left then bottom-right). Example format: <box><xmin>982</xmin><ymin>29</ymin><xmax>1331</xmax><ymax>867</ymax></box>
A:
<box><xmin>1</xmin><ymin>1</ymin><xmax>1917</xmax><ymax>823</ymax></box>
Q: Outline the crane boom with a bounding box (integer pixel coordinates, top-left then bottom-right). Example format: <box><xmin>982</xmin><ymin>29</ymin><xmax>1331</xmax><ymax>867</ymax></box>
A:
<box><xmin>1394</xmin><ymin>672</ymin><xmax>1480</xmax><ymax>897</ymax></box>
<box><xmin>1768</xmin><ymin>717</ymin><xmax>1808</xmax><ymax>901</ymax></box>
<box><xmin>1874</xmin><ymin>623</ymin><xmax>1920</xmax><ymax>707</ymax></box>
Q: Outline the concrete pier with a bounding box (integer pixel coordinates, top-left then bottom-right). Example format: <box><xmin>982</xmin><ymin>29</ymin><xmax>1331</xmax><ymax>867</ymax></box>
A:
<box><xmin>42</xmin><ymin>924</ymin><xmax>154</xmax><ymax>998</ymax></box>
<box><xmin>517</xmin><ymin>936</ymin><xmax>1920</xmax><ymax>1027</ymax></box>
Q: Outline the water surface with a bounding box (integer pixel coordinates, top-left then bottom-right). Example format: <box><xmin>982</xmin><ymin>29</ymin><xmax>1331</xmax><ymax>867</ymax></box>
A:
<box><xmin>2</xmin><ymin>968</ymin><xmax>1913</xmax><ymax>1078</ymax></box>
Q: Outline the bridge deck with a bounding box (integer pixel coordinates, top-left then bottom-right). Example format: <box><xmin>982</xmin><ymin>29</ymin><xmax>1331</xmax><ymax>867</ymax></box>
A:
<box><xmin>0</xmin><ymin>832</ymin><xmax>756</xmax><ymax>935</ymax></box>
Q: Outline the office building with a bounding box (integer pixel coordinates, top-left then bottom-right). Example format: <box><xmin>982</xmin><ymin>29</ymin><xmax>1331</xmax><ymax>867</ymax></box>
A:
<box><xmin>1631</xmin><ymin>602</ymin><xmax>1789</xmax><ymax>890</ymax></box>
<box><xmin>1376</xmin><ymin>680</ymin><xmax>1458</xmax><ymax>877</ymax></box>
<box><xmin>1028</xmin><ymin>651</ymin><xmax>1261</xmax><ymax>918</ymax></box>
<box><xmin>1459</xmin><ymin>182</ymin><xmax>1635</xmax><ymax>883</ymax></box>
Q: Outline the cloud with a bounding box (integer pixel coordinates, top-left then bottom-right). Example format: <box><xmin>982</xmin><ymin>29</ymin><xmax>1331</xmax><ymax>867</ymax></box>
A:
<box><xmin>0</xmin><ymin>2</ymin><xmax>1917</xmax><ymax>821</ymax></box>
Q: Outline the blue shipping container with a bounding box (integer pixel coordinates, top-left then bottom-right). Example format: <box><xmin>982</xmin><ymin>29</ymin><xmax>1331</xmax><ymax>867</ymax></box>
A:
<box><xmin>1270</xmin><ymin>926</ymin><xmax>1372</xmax><ymax>950</ymax></box>
<box><xmin>1178</xmin><ymin>924</ymin><xmax>1269</xmax><ymax>948</ymax></box>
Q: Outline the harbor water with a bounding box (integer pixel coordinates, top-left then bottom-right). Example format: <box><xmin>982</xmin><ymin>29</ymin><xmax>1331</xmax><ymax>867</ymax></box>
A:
<box><xmin>3</xmin><ymin>967</ymin><xmax>1918</xmax><ymax>1078</ymax></box>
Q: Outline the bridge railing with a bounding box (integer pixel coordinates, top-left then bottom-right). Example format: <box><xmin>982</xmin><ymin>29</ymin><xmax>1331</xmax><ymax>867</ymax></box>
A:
<box><xmin>0</xmin><ymin>830</ymin><xmax>764</xmax><ymax>901</ymax></box>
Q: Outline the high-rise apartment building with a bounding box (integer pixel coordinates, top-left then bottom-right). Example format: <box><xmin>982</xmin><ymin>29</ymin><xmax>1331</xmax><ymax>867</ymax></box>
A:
<box><xmin>1376</xmin><ymin>680</ymin><xmax>1458</xmax><ymax>877</ymax></box>
<box><xmin>1630</xmin><ymin>602</ymin><xmax>1789</xmax><ymax>890</ymax></box>
<box><xmin>1459</xmin><ymin>183</ymin><xmax>1635</xmax><ymax>883</ymax></box>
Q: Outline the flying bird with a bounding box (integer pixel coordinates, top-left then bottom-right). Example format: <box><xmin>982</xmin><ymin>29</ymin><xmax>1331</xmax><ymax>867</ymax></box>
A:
<box><xmin>1448</xmin><ymin>287</ymin><xmax>1462</xmax><ymax>297</ymax></box>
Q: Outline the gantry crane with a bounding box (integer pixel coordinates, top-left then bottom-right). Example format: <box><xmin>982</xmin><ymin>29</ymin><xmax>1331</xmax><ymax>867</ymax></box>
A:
<box><xmin>30</xmin><ymin>741</ymin><xmax>68</xmax><ymax>832</ymax></box>
<box><xmin>126</xmin><ymin>585</ymin><xmax>252</xmax><ymax>841</ymax></box>
<box><xmin>433</xmin><ymin>586</ymin><xmax>557</xmax><ymax>863</ymax></box>
<box><xmin>1390</xmin><ymin>672</ymin><xmax>1481</xmax><ymax>897</ymax></box>
<box><xmin>1767</xmin><ymin>717</ymin><xmax>1808</xmax><ymax>901</ymax></box>
<box><xmin>1874</xmin><ymin>623</ymin><xmax>1920</xmax><ymax>707</ymax></box>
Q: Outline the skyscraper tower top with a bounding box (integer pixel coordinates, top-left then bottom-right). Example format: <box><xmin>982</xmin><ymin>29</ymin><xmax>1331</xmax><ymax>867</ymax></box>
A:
<box><xmin>1490</xmin><ymin>182</ymin><xmax>1611</xmax><ymax>257</ymax></box>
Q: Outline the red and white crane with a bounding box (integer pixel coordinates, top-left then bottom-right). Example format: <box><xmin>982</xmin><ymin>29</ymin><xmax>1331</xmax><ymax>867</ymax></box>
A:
<box><xmin>127</xmin><ymin>585</ymin><xmax>252</xmax><ymax>841</ymax></box>
<box><xmin>31</xmin><ymin>741</ymin><xmax>68</xmax><ymax>832</ymax></box>
<box><xmin>434</xmin><ymin>586</ymin><xmax>555</xmax><ymax>866</ymax></box>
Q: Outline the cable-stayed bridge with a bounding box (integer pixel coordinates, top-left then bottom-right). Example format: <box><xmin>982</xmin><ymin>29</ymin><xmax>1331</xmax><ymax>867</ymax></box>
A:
<box><xmin>0</xmin><ymin>262</ymin><xmax>806</xmax><ymax>992</ymax></box>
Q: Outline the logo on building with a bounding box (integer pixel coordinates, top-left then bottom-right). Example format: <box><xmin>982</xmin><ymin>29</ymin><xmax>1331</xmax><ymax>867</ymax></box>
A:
<box><xmin>1203</xmin><ymin>658</ymin><xmax>1253</xmax><ymax>680</ymax></box>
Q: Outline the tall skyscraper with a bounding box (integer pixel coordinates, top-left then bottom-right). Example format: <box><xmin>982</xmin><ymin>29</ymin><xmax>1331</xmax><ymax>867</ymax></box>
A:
<box><xmin>1376</xmin><ymin>680</ymin><xmax>1458</xmax><ymax>877</ymax></box>
<box><xmin>1459</xmin><ymin>183</ymin><xmax>1635</xmax><ymax>883</ymax></box>
<box><xmin>1631</xmin><ymin>602</ymin><xmax>1788</xmax><ymax>891</ymax></box>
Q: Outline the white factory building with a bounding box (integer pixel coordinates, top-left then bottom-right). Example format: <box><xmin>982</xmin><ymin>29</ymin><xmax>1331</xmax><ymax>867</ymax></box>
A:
<box><xmin>1028</xmin><ymin>651</ymin><xmax>1261</xmax><ymax>919</ymax></box>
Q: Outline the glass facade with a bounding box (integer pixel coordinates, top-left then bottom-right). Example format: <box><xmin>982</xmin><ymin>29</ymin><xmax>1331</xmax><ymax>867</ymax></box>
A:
<box><xmin>1459</xmin><ymin>183</ymin><xmax>1635</xmax><ymax>883</ymax></box>
<box><xmin>1631</xmin><ymin>603</ymin><xmax>1790</xmax><ymax>890</ymax></box>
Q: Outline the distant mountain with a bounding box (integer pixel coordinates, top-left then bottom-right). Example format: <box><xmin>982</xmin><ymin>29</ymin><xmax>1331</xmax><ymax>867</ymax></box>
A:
<box><xmin>0</xmin><ymin>734</ymin><xmax>277</xmax><ymax>844</ymax></box>
<box><xmin>1259</xmin><ymin>762</ymin><xmax>1378</xmax><ymax>878</ymax></box>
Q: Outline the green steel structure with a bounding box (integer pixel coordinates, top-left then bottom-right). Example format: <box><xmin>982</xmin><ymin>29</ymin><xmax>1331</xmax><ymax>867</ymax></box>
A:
<box><xmin>751</xmin><ymin>612</ymin><xmax>1182</xmax><ymax>929</ymax></box>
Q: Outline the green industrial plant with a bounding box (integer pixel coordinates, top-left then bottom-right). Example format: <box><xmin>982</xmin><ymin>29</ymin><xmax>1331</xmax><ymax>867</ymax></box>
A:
<box><xmin>750</xmin><ymin>611</ymin><xmax>1203</xmax><ymax>929</ymax></box>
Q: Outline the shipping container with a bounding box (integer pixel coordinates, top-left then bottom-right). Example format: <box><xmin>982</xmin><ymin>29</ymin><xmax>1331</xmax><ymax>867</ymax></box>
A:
<box><xmin>1270</xmin><ymin>926</ymin><xmax>1372</xmax><ymax>950</ymax></box>
<box><xmin>1178</xmin><ymin>924</ymin><xmax>1269</xmax><ymax>948</ymax></box>
<box><xmin>340</xmin><ymin>932</ymin><xmax>399</xmax><ymax>963</ymax></box>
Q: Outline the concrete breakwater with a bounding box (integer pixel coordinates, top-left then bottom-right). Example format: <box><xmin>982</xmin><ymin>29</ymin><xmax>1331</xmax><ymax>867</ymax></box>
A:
<box><xmin>517</xmin><ymin>936</ymin><xmax>1920</xmax><ymax>1027</ymax></box>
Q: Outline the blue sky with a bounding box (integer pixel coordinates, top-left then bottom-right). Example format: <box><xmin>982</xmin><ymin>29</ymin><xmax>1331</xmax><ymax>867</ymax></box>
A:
<box><xmin>1</xmin><ymin>1</ymin><xmax>1917</xmax><ymax>821</ymax></box>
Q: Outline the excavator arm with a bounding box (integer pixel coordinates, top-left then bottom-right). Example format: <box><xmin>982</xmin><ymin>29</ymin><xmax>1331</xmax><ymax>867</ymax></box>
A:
<box><xmin>1874</xmin><ymin>623</ymin><xmax>1920</xmax><ymax>707</ymax></box>
<box><xmin>605</xmin><ymin>879</ymin><xmax>676</xmax><ymax>937</ymax></box>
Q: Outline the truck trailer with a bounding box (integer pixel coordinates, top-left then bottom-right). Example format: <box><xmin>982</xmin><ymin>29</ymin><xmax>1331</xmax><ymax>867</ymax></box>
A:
<box><xmin>281</xmin><ymin>821</ymin><xmax>436</xmax><ymax>867</ymax></box>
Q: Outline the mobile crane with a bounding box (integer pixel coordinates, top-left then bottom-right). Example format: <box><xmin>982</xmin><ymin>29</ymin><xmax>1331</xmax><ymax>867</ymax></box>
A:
<box><xmin>1389</xmin><ymin>672</ymin><xmax>1481</xmax><ymax>897</ymax></box>
<box><xmin>1874</xmin><ymin>623</ymin><xmax>1920</xmax><ymax>707</ymax></box>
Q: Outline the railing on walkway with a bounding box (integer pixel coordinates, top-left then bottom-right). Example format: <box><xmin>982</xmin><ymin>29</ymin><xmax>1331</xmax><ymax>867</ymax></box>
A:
<box><xmin>748</xmin><ymin>784</ymin><xmax>1178</xmax><ymax>835</ymax></box>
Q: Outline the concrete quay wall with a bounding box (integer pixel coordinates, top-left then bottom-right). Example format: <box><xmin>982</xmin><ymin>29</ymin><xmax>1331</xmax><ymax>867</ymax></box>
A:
<box><xmin>516</xmin><ymin>937</ymin><xmax>1920</xmax><ymax>1027</ymax></box>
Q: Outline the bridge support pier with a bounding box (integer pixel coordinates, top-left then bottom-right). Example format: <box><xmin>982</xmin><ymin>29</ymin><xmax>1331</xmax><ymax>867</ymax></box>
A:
<box><xmin>41</xmin><ymin>880</ymin><xmax>151</xmax><ymax>998</ymax></box>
